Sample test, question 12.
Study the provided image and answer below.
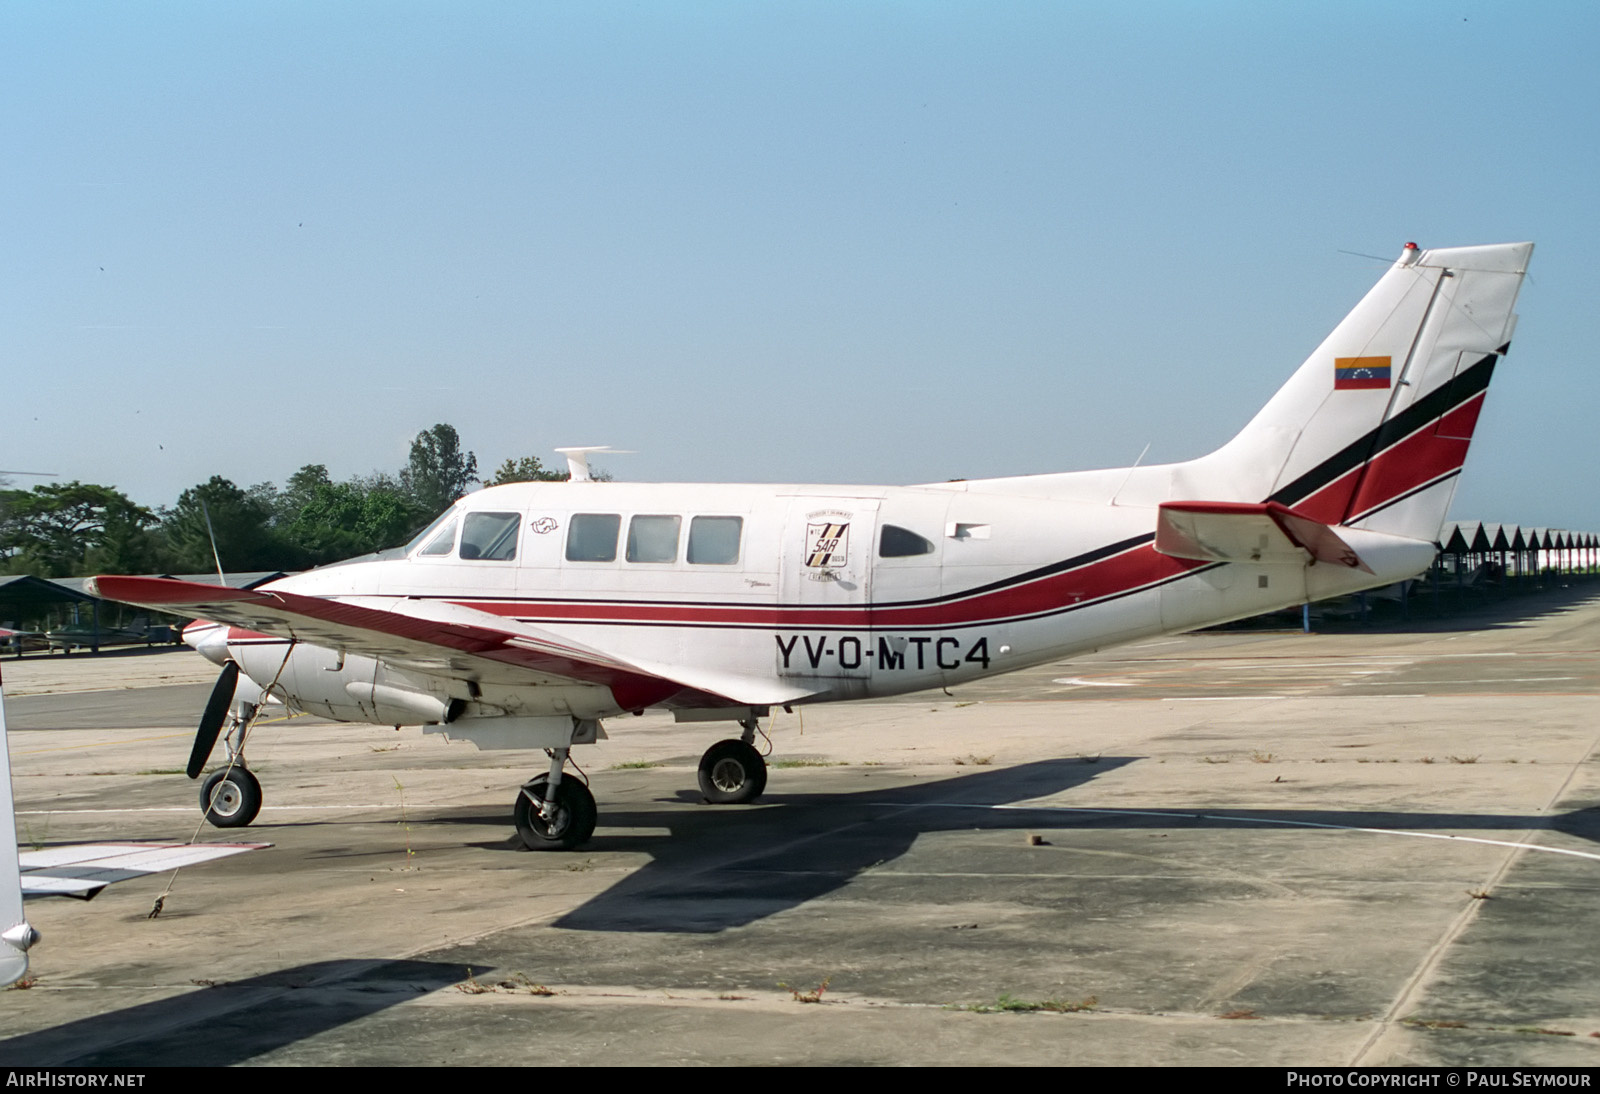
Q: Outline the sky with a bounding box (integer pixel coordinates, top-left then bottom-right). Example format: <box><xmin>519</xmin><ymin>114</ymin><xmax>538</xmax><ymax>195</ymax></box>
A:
<box><xmin>5</xmin><ymin>2</ymin><xmax>1598</xmax><ymax>529</ymax></box>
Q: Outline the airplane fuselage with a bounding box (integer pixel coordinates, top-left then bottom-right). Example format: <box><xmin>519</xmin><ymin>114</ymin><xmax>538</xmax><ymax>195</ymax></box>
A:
<box><xmin>210</xmin><ymin>478</ymin><xmax>1434</xmax><ymax>727</ymax></box>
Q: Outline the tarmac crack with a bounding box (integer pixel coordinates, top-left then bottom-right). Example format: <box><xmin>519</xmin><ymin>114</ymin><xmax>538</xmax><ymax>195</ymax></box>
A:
<box><xmin>1348</xmin><ymin>722</ymin><xmax>1600</xmax><ymax>1066</ymax></box>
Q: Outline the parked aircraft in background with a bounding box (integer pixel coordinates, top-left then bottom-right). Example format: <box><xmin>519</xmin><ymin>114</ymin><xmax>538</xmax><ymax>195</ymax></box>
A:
<box><xmin>90</xmin><ymin>242</ymin><xmax>1533</xmax><ymax>854</ymax></box>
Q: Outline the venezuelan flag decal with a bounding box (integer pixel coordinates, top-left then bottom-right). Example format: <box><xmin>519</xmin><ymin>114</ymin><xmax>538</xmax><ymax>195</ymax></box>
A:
<box><xmin>1334</xmin><ymin>356</ymin><xmax>1392</xmax><ymax>390</ymax></box>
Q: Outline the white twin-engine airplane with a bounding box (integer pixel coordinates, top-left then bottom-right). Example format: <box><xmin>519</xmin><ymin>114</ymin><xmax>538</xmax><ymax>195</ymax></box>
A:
<box><xmin>89</xmin><ymin>241</ymin><xmax>1533</xmax><ymax>854</ymax></box>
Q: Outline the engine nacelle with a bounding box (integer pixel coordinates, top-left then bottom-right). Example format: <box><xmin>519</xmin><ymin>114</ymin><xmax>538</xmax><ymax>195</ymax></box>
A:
<box><xmin>230</xmin><ymin>640</ymin><xmax>450</xmax><ymax>726</ymax></box>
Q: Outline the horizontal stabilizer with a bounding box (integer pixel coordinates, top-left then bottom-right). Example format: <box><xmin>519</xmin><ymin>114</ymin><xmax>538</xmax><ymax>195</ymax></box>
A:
<box><xmin>1155</xmin><ymin>501</ymin><xmax>1373</xmax><ymax>574</ymax></box>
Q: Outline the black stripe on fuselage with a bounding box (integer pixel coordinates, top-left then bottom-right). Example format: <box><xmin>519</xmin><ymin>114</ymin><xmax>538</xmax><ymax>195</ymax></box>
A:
<box><xmin>382</xmin><ymin>350</ymin><xmax>1503</xmax><ymax>629</ymax></box>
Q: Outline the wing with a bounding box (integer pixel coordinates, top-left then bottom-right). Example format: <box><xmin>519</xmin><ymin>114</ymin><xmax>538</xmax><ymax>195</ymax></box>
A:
<box><xmin>87</xmin><ymin>575</ymin><xmax>814</xmax><ymax>710</ymax></box>
<box><xmin>19</xmin><ymin>842</ymin><xmax>269</xmax><ymax>900</ymax></box>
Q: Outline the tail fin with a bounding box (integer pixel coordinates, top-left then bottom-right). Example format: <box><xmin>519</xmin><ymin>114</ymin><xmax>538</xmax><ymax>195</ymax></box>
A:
<box><xmin>1180</xmin><ymin>241</ymin><xmax>1533</xmax><ymax>541</ymax></box>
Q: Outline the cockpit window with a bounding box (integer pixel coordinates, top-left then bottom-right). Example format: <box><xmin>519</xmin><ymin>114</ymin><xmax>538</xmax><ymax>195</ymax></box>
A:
<box><xmin>404</xmin><ymin>509</ymin><xmax>457</xmax><ymax>555</ymax></box>
<box><xmin>460</xmin><ymin>512</ymin><xmax>520</xmax><ymax>561</ymax></box>
<box><xmin>418</xmin><ymin>518</ymin><xmax>458</xmax><ymax>557</ymax></box>
<box><xmin>566</xmin><ymin>513</ymin><xmax>621</xmax><ymax>562</ymax></box>
<box><xmin>880</xmin><ymin>525</ymin><xmax>935</xmax><ymax>557</ymax></box>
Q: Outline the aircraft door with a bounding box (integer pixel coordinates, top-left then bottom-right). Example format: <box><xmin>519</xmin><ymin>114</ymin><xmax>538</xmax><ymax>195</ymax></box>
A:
<box><xmin>776</xmin><ymin>498</ymin><xmax>879</xmax><ymax>686</ymax></box>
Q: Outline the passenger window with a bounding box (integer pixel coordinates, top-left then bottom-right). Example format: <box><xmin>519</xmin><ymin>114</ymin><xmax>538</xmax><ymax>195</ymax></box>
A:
<box><xmin>419</xmin><ymin>519</ymin><xmax>458</xmax><ymax>557</ymax></box>
<box><xmin>566</xmin><ymin>514</ymin><xmax>621</xmax><ymax>562</ymax></box>
<box><xmin>627</xmin><ymin>515</ymin><xmax>681</xmax><ymax>563</ymax></box>
<box><xmin>880</xmin><ymin>525</ymin><xmax>935</xmax><ymax>558</ymax></box>
<box><xmin>460</xmin><ymin>512</ymin><xmax>520</xmax><ymax>561</ymax></box>
<box><xmin>687</xmin><ymin>516</ymin><xmax>742</xmax><ymax>564</ymax></box>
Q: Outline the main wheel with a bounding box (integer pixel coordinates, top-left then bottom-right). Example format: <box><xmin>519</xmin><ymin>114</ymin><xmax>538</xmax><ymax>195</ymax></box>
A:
<box><xmin>513</xmin><ymin>777</ymin><xmax>597</xmax><ymax>851</ymax></box>
<box><xmin>200</xmin><ymin>767</ymin><xmax>263</xmax><ymax>828</ymax></box>
<box><xmin>697</xmin><ymin>739</ymin><xmax>767</xmax><ymax>804</ymax></box>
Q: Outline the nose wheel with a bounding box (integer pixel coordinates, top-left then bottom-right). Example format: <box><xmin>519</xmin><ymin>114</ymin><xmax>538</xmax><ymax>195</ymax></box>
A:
<box><xmin>200</xmin><ymin>766</ymin><xmax>263</xmax><ymax>828</ymax></box>
<box><xmin>513</xmin><ymin>776</ymin><xmax>597</xmax><ymax>851</ymax></box>
<box><xmin>697</xmin><ymin>738</ymin><xmax>768</xmax><ymax>804</ymax></box>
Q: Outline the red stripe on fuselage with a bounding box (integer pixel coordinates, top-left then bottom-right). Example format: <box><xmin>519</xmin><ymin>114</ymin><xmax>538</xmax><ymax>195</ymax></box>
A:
<box><xmin>450</xmin><ymin>542</ymin><xmax>1203</xmax><ymax>630</ymax></box>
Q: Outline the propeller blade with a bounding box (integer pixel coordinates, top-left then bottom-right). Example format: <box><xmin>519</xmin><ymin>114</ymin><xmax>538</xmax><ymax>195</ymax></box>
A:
<box><xmin>188</xmin><ymin>662</ymin><xmax>239</xmax><ymax>779</ymax></box>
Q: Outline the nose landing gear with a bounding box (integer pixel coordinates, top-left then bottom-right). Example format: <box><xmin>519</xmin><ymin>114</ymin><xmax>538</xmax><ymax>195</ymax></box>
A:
<box><xmin>200</xmin><ymin>766</ymin><xmax>262</xmax><ymax>828</ymax></box>
<box><xmin>512</xmin><ymin>746</ymin><xmax>597</xmax><ymax>851</ymax></box>
<box><xmin>199</xmin><ymin>705</ymin><xmax>264</xmax><ymax>829</ymax></box>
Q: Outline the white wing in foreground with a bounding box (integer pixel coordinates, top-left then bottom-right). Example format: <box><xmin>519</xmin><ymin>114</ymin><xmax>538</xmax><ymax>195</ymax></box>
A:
<box><xmin>19</xmin><ymin>842</ymin><xmax>268</xmax><ymax>900</ymax></box>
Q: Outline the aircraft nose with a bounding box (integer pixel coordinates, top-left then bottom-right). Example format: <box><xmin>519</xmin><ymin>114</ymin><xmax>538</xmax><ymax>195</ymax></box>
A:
<box><xmin>182</xmin><ymin>621</ymin><xmax>230</xmax><ymax>667</ymax></box>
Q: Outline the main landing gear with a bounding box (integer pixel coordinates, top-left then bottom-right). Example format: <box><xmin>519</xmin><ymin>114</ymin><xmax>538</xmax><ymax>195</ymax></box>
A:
<box><xmin>697</xmin><ymin>720</ymin><xmax>768</xmax><ymax>805</ymax></box>
<box><xmin>513</xmin><ymin>746</ymin><xmax>597</xmax><ymax>851</ymax></box>
<box><xmin>508</xmin><ymin>719</ymin><xmax>771</xmax><ymax>850</ymax></box>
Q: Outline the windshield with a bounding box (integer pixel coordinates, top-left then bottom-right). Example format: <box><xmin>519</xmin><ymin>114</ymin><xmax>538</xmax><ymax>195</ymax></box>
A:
<box><xmin>402</xmin><ymin>507</ymin><xmax>459</xmax><ymax>556</ymax></box>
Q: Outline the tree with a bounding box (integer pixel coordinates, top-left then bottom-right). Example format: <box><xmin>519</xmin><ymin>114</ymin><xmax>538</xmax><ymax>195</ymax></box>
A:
<box><xmin>485</xmin><ymin>456</ymin><xmax>569</xmax><ymax>486</ymax></box>
<box><xmin>281</xmin><ymin>472</ymin><xmax>427</xmax><ymax>565</ymax></box>
<box><xmin>401</xmin><ymin>424</ymin><xmax>478</xmax><ymax>515</ymax></box>
<box><xmin>164</xmin><ymin>477</ymin><xmax>290</xmax><ymax>574</ymax></box>
<box><xmin>0</xmin><ymin>482</ymin><xmax>157</xmax><ymax>577</ymax></box>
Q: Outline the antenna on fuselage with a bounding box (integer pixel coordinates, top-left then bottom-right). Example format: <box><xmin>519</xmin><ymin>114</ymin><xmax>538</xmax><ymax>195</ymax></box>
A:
<box><xmin>199</xmin><ymin>499</ymin><xmax>227</xmax><ymax>586</ymax></box>
<box><xmin>1109</xmin><ymin>442</ymin><xmax>1152</xmax><ymax>507</ymax></box>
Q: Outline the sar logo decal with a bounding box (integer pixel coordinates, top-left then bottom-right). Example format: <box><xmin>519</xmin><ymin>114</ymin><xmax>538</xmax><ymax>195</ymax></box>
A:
<box><xmin>804</xmin><ymin>521</ymin><xmax>849</xmax><ymax>568</ymax></box>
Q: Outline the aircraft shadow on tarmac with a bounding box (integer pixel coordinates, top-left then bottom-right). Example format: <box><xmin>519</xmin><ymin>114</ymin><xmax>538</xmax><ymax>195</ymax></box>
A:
<box><xmin>0</xmin><ymin>958</ymin><xmax>468</xmax><ymax>1067</ymax></box>
<box><xmin>477</xmin><ymin>758</ymin><xmax>1600</xmax><ymax>935</ymax></box>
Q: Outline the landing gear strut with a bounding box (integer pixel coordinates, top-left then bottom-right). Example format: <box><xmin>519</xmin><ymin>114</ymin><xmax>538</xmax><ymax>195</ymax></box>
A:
<box><xmin>513</xmin><ymin>746</ymin><xmax>596</xmax><ymax>851</ymax></box>
<box><xmin>199</xmin><ymin>709</ymin><xmax>263</xmax><ymax>828</ymax></box>
<box><xmin>697</xmin><ymin>720</ymin><xmax>768</xmax><ymax>804</ymax></box>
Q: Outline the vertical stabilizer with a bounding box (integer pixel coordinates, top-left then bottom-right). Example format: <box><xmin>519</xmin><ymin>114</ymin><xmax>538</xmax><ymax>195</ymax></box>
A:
<box><xmin>1180</xmin><ymin>242</ymin><xmax>1532</xmax><ymax>542</ymax></box>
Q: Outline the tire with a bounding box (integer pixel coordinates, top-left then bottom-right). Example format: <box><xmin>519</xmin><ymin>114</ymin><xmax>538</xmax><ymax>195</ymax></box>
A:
<box><xmin>697</xmin><ymin>739</ymin><xmax>767</xmax><ymax>804</ymax></box>
<box><xmin>513</xmin><ymin>777</ymin><xmax>597</xmax><ymax>851</ymax></box>
<box><xmin>200</xmin><ymin>767</ymin><xmax>263</xmax><ymax>828</ymax></box>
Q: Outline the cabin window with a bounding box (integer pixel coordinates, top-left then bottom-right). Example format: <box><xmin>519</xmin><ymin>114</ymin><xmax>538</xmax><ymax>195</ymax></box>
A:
<box><xmin>419</xmin><ymin>519</ymin><xmax>458</xmax><ymax>557</ymax></box>
<box><xmin>627</xmin><ymin>515</ymin><xmax>681</xmax><ymax>563</ymax></box>
<box><xmin>687</xmin><ymin>516</ymin><xmax>742</xmax><ymax>565</ymax></box>
<box><xmin>880</xmin><ymin>525</ymin><xmax>935</xmax><ymax>557</ymax></box>
<box><xmin>460</xmin><ymin>512</ymin><xmax>520</xmax><ymax>561</ymax></box>
<box><xmin>566</xmin><ymin>513</ymin><xmax>621</xmax><ymax>562</ymax></box>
